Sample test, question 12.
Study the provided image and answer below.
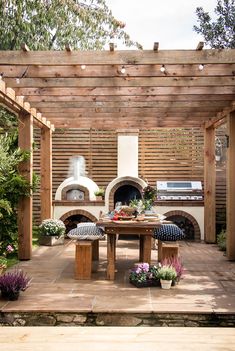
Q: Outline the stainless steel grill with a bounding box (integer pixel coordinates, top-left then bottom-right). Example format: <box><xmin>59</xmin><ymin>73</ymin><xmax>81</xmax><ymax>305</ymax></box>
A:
<box><xmin>156</xmin><ymin>181</ymin><xmax>203</xmax><ymax>201</ymax></box>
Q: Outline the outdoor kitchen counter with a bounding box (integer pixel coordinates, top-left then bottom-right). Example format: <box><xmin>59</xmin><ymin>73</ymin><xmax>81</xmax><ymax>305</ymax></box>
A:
<box><xmin>96</xmin><ymin>220</ymin><xmax>162</xmax><ymax>280</ymax></box>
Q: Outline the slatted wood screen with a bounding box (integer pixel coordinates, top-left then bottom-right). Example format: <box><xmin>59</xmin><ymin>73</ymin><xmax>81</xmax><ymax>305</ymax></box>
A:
<box><xmin>138</xmin><ymin>129</ymin><xmax>204</xmax><ymax>184</ymax></box>
<box><xmin>33</xmin><ymin>128</ymin><xmax>117</xmax><ymax>223</ymax></box>
<box><xmin>215</xmin><ymin>125</ymin><xmax>227</xmax><ymax>230</ymax></box>
<box><xmin>32</xmin><ymin>127</ymin><xmax>226</xmax><ymax>229</ymax></box>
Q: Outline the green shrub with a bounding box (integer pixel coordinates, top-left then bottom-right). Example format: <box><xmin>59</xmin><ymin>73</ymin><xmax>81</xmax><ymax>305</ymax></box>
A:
<box><xmin>217</xmin><ymin>229</ymin><xmax>226</xmax><ymax>251</ymax></box>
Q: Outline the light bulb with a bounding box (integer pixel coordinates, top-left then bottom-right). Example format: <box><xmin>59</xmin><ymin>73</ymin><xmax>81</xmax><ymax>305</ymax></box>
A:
<box><xmin>16</xmin><ymin>78</ymin><xmax>20</xmax><ymax>84</ymax></box>
<box><xmin>81</xmin><ymin>65</ymin><xmax>86</xmax><ymax>70</ymax></box>
<box><xmin>120</xmin><ymin>66</ymin><xmax>126</xmax><ymax>74</ymax></box>
<box><xmin>198</xmin><ymin>64</ymin><xmax>204</xmax><ymax>71</ymax></box>
<box><xmin>160</xmin><ymin>65</ymin><xmax>166</xmax><ymax>73</ymax></box>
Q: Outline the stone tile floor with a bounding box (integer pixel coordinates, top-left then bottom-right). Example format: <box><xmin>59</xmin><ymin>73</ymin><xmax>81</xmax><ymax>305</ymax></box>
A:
<box><xmin>1</xmin><ymin>239</ymin><xmax>235</xmax><ymax>314</ymax></box>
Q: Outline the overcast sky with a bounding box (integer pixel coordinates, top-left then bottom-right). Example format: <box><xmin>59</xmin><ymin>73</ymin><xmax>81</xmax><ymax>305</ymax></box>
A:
<box><xmin>105</xmin><ymin>0</ymin><xmax>218</xmax><ymax>49</ymax></box>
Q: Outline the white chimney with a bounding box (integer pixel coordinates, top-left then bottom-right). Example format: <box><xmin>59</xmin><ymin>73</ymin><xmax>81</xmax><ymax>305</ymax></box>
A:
<box><xmin>117</xmin><ymin>129</ymin><xmax>139</xmax><ymax>178</ymax></box>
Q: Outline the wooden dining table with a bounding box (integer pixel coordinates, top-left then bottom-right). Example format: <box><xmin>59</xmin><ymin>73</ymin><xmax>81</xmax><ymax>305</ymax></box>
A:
<box><xmin>96</xmin><ymin>219</ymin><xmax>162</xmax><ymax>280</ymax></box>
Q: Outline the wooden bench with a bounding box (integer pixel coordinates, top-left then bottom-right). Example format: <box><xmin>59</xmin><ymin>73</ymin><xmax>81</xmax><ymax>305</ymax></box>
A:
<box><xmin>75</xmin><ymin>239</ymin><xmax>99</xmax><ymax>280</ymax></box>
<box><xmin>158</xmin><ymin>241</ymin><xmax>179</xmax><ymax>262</ymax></box>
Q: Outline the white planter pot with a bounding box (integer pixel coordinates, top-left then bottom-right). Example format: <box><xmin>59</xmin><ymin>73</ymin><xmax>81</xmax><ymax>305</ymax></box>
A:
<box><xmin>160</xmin><ymin>279</ymin><xmax>172</xmax><ymax>289</ymax></box>
<box><xmin>39</xmin><ymin>235</ymin><xmax>64</xmax><ymax>246</ymax></box>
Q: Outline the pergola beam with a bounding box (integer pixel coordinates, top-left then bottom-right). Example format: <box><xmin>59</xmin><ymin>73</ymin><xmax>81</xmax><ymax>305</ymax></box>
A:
<box><xmin>0</xmin><ymin>78</ymin><xmax>54</xmax><ymax>130</ymax></box>
<box><xmin>2</xmin><ymin>63</ymin><xmax>235</xmax><ymax>78</ymax></box>
<box><xmin>5</xmin><ymin>76</ymin><xmax>235</xmax><ymax>88</ymax></box>
<box><xmin>0</xmin><ymin>49</ymin><xmax>234</xmax><ymax>65</ymax></box>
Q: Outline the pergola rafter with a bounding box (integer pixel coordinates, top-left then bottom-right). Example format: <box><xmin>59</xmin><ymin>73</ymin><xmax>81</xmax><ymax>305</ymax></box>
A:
<box><xmin>0</xmin><ymin>49</ymin><xmax>234</xmax><ymax>129</ymax></box>
<box><xmin>0</xmin><ymin>47</ymin><xmax>235</xmax><ymax>261</ymax></box>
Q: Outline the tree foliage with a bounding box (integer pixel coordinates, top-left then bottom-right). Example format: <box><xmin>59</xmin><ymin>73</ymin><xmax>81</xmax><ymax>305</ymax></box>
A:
<box><xmin>0</xmin><ymin>132</ymin><xmax>35</xmax><ymax>245</ymax></box>
<box><xmin>0</xmin><ymin>0</ymin><xmax>141</xmax><ymax>50</ymax></box>
<box><xmin>193</xmin><ymin>0</ymin><xmax>235</xmax><ymax>48</ymax></box>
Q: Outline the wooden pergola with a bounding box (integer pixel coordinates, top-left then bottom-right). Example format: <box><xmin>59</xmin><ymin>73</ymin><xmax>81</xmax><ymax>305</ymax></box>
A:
<box><xmin>0</xmin><ymin>44</ymin><xmax>235</xmax><ymax>261</ymax></box>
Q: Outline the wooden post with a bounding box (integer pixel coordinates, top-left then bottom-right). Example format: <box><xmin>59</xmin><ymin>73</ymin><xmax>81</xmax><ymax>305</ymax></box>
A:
<box><xmin>18</xmin><ymin>112</ymin><xmax>33</xmax><ymax>260</ymax></box>
<box><xmin>226</xmin><ymin>112</ymin><xmax>235</xmax><ymax>260</ymax></box>
<box><xmin>204</xmin><ymin>126</ymin><xmax>216</xmax><ymax>243</ymax></box>
<box><xmin>40</xmin><ymin>127</ymin><xmax>52</xmax><ymax>221</ymax></box>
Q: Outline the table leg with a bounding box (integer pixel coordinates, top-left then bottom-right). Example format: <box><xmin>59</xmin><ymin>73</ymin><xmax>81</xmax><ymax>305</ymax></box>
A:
<box><xmin>158</xmin><ymin>240</ymin><xmax>162</xmax><ymax>262</ymax></box>
<box><xmin>141</xmin><ymin>235</ymin><xmax>152</xmax><ymax>264</ymax></box>
<box><xmin>139</xmin><ymin>236</ymin><xmax>144</xmax><ymax>262</ymax></box>
<box><xmin>107</xmin><ymin>234</ymin><xmax>116</xmax><ymax>280</ymax></box>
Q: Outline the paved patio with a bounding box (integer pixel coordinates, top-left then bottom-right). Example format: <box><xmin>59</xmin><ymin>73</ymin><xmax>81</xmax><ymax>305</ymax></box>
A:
<box><xmin>1</xmin><ymin>238</ymin><xmax>235</xmax><ymax>318</ymax></box>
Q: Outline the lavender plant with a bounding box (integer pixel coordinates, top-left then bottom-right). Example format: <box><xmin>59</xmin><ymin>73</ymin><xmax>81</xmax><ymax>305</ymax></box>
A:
<box><xmin>0</xmin><ymin>270</ymin><xmax>31</xmax><ymax>294</ymax></box>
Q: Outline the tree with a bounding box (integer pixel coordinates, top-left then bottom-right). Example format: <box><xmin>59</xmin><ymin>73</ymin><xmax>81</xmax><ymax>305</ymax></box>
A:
<box><xmin>193</xmin><ymin>0</ymin><xmax>235</xmax><ymax>48</ymax></box>
<box><xmin>0</xmin><ymin>0</ymin><xmax>141</xmax><ymax>50</ymax></box>
<box><xmin>0</xmin><ymin>132</ymin><xmax>36</xmax><ymax>247</ymax></box>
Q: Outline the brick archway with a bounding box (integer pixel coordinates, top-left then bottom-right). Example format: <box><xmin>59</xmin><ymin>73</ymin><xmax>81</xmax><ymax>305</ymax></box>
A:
<box><xmin>60</xmin><ymin>209</ymin><xmax>97</xmax><ymax>223</ymax></box>
<box><xmin>164</xmin><ymin>210</ymin><xmax>201</xmax><ymax>242</ymax></box>
<box><xmin>108</xmin><ymin>180</ymin><xmax>143</xmax><ymax>210</ymax></box>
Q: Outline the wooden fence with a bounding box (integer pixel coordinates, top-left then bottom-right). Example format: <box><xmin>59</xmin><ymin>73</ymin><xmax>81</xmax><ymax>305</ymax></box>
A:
<box><xmin>33</xmin><ymin>127</ymin><xmax>226</xmax><ymax>230</ymax></box>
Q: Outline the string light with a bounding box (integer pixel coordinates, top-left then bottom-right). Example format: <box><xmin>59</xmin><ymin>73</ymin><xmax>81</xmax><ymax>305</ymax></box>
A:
<box><xmin>16</xmin><ymin>78</ymin><xmax>20</xmax><ymax>84</ymax></box>
<box><xmin>198</xmin><ymin>64</ymin><xmax>204</xmax><ymax>71</ymax></box>
<box><xmin>120</xmin><ymin>66</ymin><xmax>126</xmax><ymax>74</ymax></box>
<box><xmin>81</xmin><ymin>65</ymin><xmax>86</xmax><ymax>70</ymax></box>
<box><xmin>160</xmin><ymin>64</ymin><xmax>166</xmax><ymax>73</ymax></box>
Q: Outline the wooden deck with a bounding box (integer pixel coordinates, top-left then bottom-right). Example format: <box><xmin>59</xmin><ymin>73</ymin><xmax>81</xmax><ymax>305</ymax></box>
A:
<box><xmin>0</xmin><ymin>239</ymin><xmax>235</xmax><ymax>326</ymax></box>
<box><xmin>0</xmin><ymin>326</ymin><xmax>235</xmax><ymax>351</ymax></box>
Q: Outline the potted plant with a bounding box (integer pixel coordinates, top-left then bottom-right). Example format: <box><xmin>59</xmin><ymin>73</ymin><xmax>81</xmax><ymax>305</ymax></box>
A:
<box><xmin>129</xmin><ymin>263</ymin><xmax>160</xmax><ymax>288</ymax></box>
<box><xmin>142</xmin><ymin>185</ymin><xmax>156</xmax><ymax>214</ymax></box>
<box><xmin>0</xmin><ymin>269</ymin><xmax>31</xmax><ymax>300</ymax></box>
<box><xmin>157</xmin><ymin>265</ymin><xmax>177</xmax><ymax>289</ymax></box>
<box><xmin>162</xmin><ymin>257</ymin><xmax>184</xmax><ymax>285</ymax></box>
<box><xmin>39</xmin><ymin>218</ymin><xmax>66</xmax><ymax>246</ymax></box>
<box><xmin>94</xmin><ymin>188</ymin><xmax>105</xmax><ymax>200</ymax></box>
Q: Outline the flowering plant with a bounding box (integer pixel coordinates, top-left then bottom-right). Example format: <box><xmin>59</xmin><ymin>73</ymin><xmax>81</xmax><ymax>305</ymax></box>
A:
<box><xmin>142</xmin><ymin>185</ymin><xmax>156</xmax><ymax>203</ymax></box>
<box><xmin>0</xmin><ymin>244</ymin><xmax>14</xmax><ymax>269</ymax></box>
<box><xmin>156</xmin><ymin>265</ymin><xmax>177</xmax><ymax>281</ymax></box>
<box><xmin>129</xmin><ymin>263</ymin><xmax>161</xmax><ymax>284</ymax></box>
<box><xmin>162</xmin><ymin>257</ymin><xmax>184</xmax><ymax>281</ymax></box>
<box><xmin>0</xmin><ymin>269</ymin><xmax>31</xmax><ymax>294</ymax></box>
<box><xmin>39</xmin><ymin>219</ymin><xmax>66</xmax><ymax>237</ymax></box>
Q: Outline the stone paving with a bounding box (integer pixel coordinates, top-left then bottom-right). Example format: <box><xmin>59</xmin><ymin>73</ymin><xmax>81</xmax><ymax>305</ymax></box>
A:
<box><xmin>1</xmin><ymin>239</ymin><xmax>235</xmax><ymax>317</ymax></box>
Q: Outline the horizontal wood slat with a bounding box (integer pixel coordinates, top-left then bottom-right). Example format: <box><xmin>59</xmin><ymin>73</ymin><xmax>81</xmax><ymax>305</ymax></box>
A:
<box><xmin>33</xmin><ymin>127</ymin><xmax>226</xmax><ymax>229</ymax></box>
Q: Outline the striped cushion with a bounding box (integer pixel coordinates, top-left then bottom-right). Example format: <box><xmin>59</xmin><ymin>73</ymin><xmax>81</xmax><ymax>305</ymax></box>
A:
<box><xmin>67</xmin><ymin>223</ymin><xmax>105</xmax><ymax>240</ymax></box>
<box><xmin>153</xmin><ymin>224</ymin><xmax>185</xmax><ymax>241</ymax></box>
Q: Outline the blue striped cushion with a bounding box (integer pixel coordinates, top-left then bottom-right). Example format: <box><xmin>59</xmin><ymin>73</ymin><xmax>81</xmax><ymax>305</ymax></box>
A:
<box><xmin>67</xmin><ymin>223</ymin><xmax>105</xmax><ymax>240</ymax></box>
<box><xmin>153</xmin><ymin>224</ymin><xmax>185</xmax><ymax>241</ymax></box>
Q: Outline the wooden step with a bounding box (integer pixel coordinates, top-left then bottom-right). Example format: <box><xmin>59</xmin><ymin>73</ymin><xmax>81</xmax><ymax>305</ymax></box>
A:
<box><xmin>0</xmin><ymin>327</ymin><xmax>234</xmax><ymax>351</ymax></box>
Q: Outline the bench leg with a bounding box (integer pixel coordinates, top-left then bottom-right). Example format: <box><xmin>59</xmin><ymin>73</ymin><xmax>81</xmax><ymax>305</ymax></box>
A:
<box><xmin>75</xmin><ymin>241</ymin><xmax>92</xmax><ymax>280</ymax></box>
<box><xmin>92</xmin><ymin>239</ymin><xmax>99</xmax><ymax>261</ymax></box>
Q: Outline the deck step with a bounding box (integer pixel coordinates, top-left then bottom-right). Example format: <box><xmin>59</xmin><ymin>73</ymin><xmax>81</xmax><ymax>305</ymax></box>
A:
<box><xmin>0</xmin><ymin>326</ymin><xmax>235</xmax><ymax>351</ymax></box>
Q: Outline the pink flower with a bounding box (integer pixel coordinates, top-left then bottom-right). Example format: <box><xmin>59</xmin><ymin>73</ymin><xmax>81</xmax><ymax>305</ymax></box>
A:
<box><xmin>6</xmin><ymin>245</ymin><xmax>14</xmax><ymax>253</ymax></box>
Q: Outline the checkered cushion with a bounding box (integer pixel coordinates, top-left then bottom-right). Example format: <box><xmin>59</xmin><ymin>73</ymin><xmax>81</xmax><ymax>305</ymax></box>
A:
<box><xmin>67</xmin><ymin>223</ymin><xmax>105</xmax><ymax>240</ymax></box>
<box><xmin>153</xmin><ymin>224</ymin><xmax>185</xmax><ymax>241</ymax></box>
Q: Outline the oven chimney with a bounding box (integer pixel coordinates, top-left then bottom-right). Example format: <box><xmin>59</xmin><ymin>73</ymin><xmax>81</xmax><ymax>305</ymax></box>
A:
<box><xmin>117</xmin><ymin>129</ymin><xmax>139</xmax><ymax>178</ymax></box>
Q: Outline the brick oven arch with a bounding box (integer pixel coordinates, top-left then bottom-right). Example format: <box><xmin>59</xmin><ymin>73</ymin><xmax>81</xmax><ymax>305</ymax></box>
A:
<box><xmin>108</xmin><ymin>180</ymin><xmax>143</xmax><ymax>210</ymax></box>
<box><xmin>60</xmin><ymin>209</ymin><xmax>98</xmax><ymax>223</ymax></box>
<box><xmin>164</xmin><ymin>210</ymin><xmax>201</xmax><ymax>242</ymax></box>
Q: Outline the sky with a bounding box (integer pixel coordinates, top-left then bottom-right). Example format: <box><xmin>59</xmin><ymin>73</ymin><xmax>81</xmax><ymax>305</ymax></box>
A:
<box><xmin>105</xmin><ymin>0</ymin><xmax>218</xmax><ymax>50</ymax></box>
